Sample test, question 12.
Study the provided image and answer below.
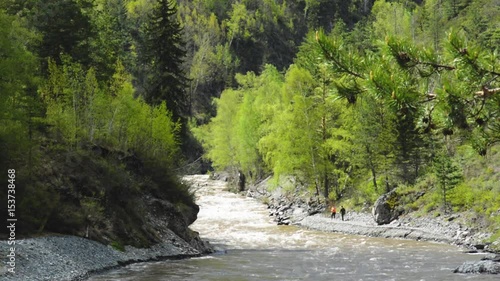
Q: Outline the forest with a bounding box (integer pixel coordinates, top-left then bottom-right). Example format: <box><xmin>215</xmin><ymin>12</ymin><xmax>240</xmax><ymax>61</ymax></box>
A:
<box><xmin>0</xmin><ymin>0</ymin><xmax>499</xmax><ymax>245</ymax></box>
<box><xmin>192</xmin><ymin>0</ymin><xmax>500</xmax><ymax>243</ymax></box>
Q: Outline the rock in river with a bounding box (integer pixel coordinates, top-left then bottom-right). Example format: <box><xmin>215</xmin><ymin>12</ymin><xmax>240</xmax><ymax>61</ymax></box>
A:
<box><xmin>454</xmin><ymin>254</ymin><xmax>500</xmax><ymax>274</ymax></box>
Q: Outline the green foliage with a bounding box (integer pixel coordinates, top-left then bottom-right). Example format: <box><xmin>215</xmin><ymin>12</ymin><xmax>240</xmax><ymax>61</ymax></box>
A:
<box><xmin>88</xmin><ymin>0</ymin><xmax>134</xmax><ymax>81</ymax></box>
<box><xmin>405</xmin><ymin>143</ymin><xmax>500</xmax><ymax>228</ymax></box>
<box><xmin>234</xmin><ymin>86</ymin><xmax>262</xmax><ymax>177</ymax></box>
<box><xmin>433</xmin><ymin>150</ymin><xmax>463</xmax><ymax>213</ymax></box>
<box><xmin>353</xmin><ymin>176</ymin><xmax>383</xmax><ymax>206</ymax></box>
<box><xmin>181</xmin><ymin>6</ymin><xmax>237</xmax><ymax>119</ymax></box>
<box><xmin>193</xmin><ymin>64</ymin><xmax>283</xmax><ymax>179</ymax></box>
<box><xmin>110</xmin><ymin>240</ymin><xmax>126</xmax><ymax>252</ymax></box>
<box><xmin>198</xmin><ymin>3</ymin><xmax>499</xmax><ymax>243</ymax></box>
<box><xmin>31</xmin><ymin>0</ymin><xmax>96</xmax><ymax>70</ymax></box>
<box><xmin>3</xmin><ymin>0</ymin><xmax>500</xmax><ymax>243</ymax></box>
<box><xmin>421</xmin><ymin>189</ymin><xmax>441</xmax><ymax>214</ymax></box>
<box><xmin>260</xmin><ymin>65</ymin><xmax>319</xmax><ymax>189</ymax></box>
<box><xmin>176</xmin><ymin>0</ymin><xmax>373</xmax><ymax>124</ymax></box>
<box><xmin>194</xmin><ymin>88</ymin><xmax>241</xmax><ymax>171</ymax></box>
<box><xmin>18</xmin><ymin>180</ymin><xmax>60</xmax><ymax>233</ymax></box>
<box><xmin>41</xmin><ymin>59</ymin><xmax>181</xmax><ymax>167</ymax></box>
<box><xmin>350</xmin><ymin>95</ymin><xmax>398</xmax><ymax>193</ymax></box>
<box><xmin>0</xmin><ymin>10</ymin><xmax>56</xmax><ymax>234</ymax></box>
<box><xmin>197</xmin><ymin>62</ymin><xmax>354</xmax><ymax>197</ymax></box>
<box><xmin>372</xmin><ymin>0</ymin><xmax>415</xmax><ymax>40</ymax></box>
<box><xmin>141</xmin><ymin>0</ymin><xmax>189</xmax><ymax>122</ymax></box>
<box><xmin>0</xmin><ymin>9</ymin><xmax>42</xmax><ymax>198</ymax></box>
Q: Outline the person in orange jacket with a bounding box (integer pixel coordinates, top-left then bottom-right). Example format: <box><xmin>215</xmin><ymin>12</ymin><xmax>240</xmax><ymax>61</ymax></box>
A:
<box><xmin>330</xmin><ymin>206</ymin><xmax>337</xmax><ymax>219</ymax></box>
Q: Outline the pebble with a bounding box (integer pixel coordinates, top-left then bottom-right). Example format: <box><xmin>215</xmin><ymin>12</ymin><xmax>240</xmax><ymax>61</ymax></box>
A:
<box><xmin>0</xmin><ymin>230</ymin><xmax>204</xmax><ymax>281</ymax></box>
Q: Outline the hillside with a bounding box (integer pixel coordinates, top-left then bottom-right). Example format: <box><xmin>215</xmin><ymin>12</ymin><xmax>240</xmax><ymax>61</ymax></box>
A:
<box><xmin>0</xmin><ymin>0</ymin><xmax>498</xmax><ymax>255</ymax></box>
<box><xmin>194</xmin><ymin>0</ymin><xmax>500</xmax><ymax>249</ymax></box>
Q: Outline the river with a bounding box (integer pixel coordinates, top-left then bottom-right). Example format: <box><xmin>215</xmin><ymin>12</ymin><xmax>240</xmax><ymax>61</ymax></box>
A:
<box><xmin>88</xmin><ymin>175</ymin><xmax>495</xmax><ymax>281</ymax></box>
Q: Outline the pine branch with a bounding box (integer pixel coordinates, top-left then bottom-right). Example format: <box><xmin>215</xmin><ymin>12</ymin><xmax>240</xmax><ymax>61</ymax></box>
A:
<box><xmin>399</xmin><ymin>52</ymin><xmax>500</xmax><ymax>78</ymax></box>
<box><xmin>322</xmin><ymin>49</ymin><xmax>365</xmax><ymax>79</ymax></box>
<box><xmin>416</xmin><ymin>60</ymin><xmax>455</xmax><ymax>71</ymax></box>
<box><xmin>394</xmin><ymin>51</ymin><xmax>455</xmax><ymax>71</ymax></box>
<box><xmin>316</xmin><ymin>32</ymin><xmax>364</xmax><ymax>79</ymax></box>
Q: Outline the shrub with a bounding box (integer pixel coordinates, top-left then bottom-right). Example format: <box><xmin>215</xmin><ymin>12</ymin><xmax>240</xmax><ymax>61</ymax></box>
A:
<box><xmin>449</xmin><ymin>183</ymin><xmax>475</xmax><ymax>211</ymax></box>
<box><xmin>110</xmin><ymin>240</ymin><xmax>125</xmax><ymax>252</ymax></box>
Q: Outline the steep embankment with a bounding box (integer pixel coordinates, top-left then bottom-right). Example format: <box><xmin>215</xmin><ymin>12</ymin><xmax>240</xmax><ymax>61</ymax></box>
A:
<box><xmin>0</xmin><ymin>145</ymin><xmax>213</xmax><ymax>281</ymax></box>
<box><xmin>2</xmin><ymin>144</ymin><xmax>208</xmax><ymax>248</ymax></box>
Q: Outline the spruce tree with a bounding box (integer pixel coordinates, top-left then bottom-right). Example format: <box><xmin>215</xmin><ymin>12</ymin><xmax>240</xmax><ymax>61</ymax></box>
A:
<box><xmin>433</xmin><ymin>150</ymin><xmax>463</xmax><ymax>214</ymax></box>
<box><xmin>32</xmin><ymin>0</ymin><xmax>95</xmax><ymax>71</ymax></box>
<box><xmin>142</xmin><ymin>0</ymin><xmax>188</xmax><ymax>122</ymax></box>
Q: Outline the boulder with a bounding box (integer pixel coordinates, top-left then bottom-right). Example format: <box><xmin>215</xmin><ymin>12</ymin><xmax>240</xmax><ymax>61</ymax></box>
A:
<box><xmin>482</xmin><ymin>254</ymin><xmax>500</xmax><ymax>262</ymax></box>
<box><xmin>372</xmin><ymin>189</ymin><xmax>400</xmax><ymax>225</ymax></box>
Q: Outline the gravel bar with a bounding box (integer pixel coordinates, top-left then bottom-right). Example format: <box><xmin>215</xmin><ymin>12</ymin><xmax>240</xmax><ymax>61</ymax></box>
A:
<box><xmin>297</xmin><ymin>211</ymin><xmax>491</xmax><ymax>247</ymax></box>
<box><xmin>0</xmin><ymin>229</ymin><xmax>202</xmax><ymax>281</ymax></box>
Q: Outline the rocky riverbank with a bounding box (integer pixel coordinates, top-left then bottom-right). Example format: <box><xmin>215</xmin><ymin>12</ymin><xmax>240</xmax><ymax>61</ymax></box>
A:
<box><xmin>245</xmin><ymin>176</ymin><xmax>500</xmax><ymax>274</ymax></box>
<box><xmin>297</xmin><ymin>212</ymin><xmax>489</xmax><ymax>247</ymax></box>
<box><xmin>0</xmin><ymin>173</ymin><xmax>216</xmax><ymax>281</ymax></box>
<box><xmin>265</xmin><ymin>197</ymin><xmax>500</xmax><ymax>274</ymax></box>
<box><xmin>248</xmin><ymin>182</ymin><xmax>491</xmax><ymax>248</ymax></box>
<box><xmin>0</xmin><ymin>228</ymin><xmax>212</xmax><ymax>281</ymax></box>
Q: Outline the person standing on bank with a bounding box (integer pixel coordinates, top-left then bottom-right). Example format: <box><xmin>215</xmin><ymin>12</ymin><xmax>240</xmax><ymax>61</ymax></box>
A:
<box><xmin>330</xmin><ymin>206</ymin><xmax>337</xmax><ymax>219</ymax></box>
<box><xmin>340</xmin><ymin>206</ymin><xmax>346</xmax><ymax>221</ymax></box>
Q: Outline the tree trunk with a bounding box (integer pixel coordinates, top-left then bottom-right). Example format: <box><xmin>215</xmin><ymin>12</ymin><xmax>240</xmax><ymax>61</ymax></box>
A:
<box><xmin>366</xmin><ymin>146</ymin><xmax>378</xmax><ymax>191</ymax></box>
<box><xmin>323</xmin><ymin>169</ymin><xmax>329</xmax><ymax>199</ymax></box>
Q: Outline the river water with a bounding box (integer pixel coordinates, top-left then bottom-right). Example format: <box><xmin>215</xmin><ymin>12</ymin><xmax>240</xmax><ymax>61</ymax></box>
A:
<box><xmin>88</xmin><ymin>175</ymin><xmax>495</xmax><ymax>281</ymax></box>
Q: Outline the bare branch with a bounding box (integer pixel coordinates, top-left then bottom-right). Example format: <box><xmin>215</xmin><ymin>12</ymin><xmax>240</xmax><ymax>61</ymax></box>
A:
<box><xmin>475</xmin><ymin>86</ymin><xmax>500</xmax><ymax>98</ymax></box>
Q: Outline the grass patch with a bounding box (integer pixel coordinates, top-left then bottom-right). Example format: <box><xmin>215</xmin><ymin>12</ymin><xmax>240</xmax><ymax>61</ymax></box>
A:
<box><xmin>110</xmin><ymin>240</ymin><xmax>125</xmax><ymax>252</ymax></box>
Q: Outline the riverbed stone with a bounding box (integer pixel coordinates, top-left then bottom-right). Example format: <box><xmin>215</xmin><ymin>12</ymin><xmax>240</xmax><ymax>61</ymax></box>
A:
<box><xmin>454</xmin><ymin>259</ymin><xmax>500</xmax><ymax>274</ymax></box>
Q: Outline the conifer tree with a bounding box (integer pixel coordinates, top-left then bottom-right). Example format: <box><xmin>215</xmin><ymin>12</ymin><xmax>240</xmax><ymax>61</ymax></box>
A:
<box><xmin>142</xmin><ymin>0</ymin><xmax>189</xmax><ymax>122</ymax></box>
<box><xmin>0</xmin><ymin>10</ymin><xmax>39</xmax><ymax>169</ymax></box>
<box><xmin>433</xmin><ymin>150</ymin><xmax>462</xmax><ymax>214</ymax></box>
<box><xmin>89</xmin><ymin>0</ymin><xmax>133</xmax><ymax>81</ymax></box>
<box><xmin>32</xmin><ymin>0</ymin><xmax>95</xmax><ymax>71</ymax></box>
